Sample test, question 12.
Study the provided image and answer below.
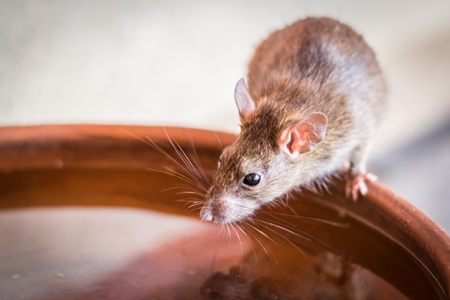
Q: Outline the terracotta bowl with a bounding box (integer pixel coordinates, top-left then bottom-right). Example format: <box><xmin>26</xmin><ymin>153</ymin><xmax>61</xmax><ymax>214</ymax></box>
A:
<box><xmin>0</xmin><ymin>125</ymin><xmax>449</xmax><ymax>300</ymax></box>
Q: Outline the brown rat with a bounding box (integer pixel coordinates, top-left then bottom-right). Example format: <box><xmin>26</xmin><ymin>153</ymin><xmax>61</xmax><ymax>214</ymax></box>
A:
<box><xmin>201</xmin><ymin>17</ymin><xmax>386</xmax><ymax>224</ymax></box>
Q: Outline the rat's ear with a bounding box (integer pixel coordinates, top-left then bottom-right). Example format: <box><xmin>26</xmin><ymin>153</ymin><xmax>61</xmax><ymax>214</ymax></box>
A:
<box><xmin>234</xmin><ymin>78</ymin><xmax>255</xmax><ymax>122</ymax></box>
<box><xmin>279</xmin><ymin>112</ymin><xmax>328</xmax><ymax>158</ymax></box>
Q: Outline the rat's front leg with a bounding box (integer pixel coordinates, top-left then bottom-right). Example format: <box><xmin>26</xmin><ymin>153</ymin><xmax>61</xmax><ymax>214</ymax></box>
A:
<box><xmin>345</xmin><ymin>145</ymin><xmax>377</xmax><ymax>201</ymax></box>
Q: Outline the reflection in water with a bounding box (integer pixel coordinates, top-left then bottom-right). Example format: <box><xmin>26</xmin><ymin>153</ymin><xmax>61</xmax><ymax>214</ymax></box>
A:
<box><xmin>200</xmin><ymin>249</ymin><xmax>404</xmax><ymax>300</ymax></box>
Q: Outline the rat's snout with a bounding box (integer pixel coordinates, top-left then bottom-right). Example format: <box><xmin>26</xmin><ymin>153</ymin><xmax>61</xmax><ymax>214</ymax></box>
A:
<box><xmin>200</xmin><ymin>198</ymin><xmax>229</xmax><ymax>224</ymax></box>
<box><xmin>200</xmin><ymin>195</ymin><xmax>259</xmax><ymax>224</ymax></box>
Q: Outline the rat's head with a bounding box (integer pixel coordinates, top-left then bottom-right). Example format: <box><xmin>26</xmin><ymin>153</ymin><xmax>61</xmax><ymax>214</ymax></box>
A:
<box><xmin>200</xmin><ymin>79</ymin><xmax>328</xmax><ymax>224</ymax></box>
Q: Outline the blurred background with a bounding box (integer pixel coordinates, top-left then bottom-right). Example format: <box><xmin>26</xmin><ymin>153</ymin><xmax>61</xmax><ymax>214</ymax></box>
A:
<box><xmin>1</xmin><ymin>0</ymin><xmax>449</xmax><ymax>232</ymax></box>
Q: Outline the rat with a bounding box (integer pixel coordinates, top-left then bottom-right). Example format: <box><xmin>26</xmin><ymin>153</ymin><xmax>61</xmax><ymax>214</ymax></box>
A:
<box><xmin>200</xmin><ymin>17</ymin><xmax>386</xmax><ymax>224</ymax></box>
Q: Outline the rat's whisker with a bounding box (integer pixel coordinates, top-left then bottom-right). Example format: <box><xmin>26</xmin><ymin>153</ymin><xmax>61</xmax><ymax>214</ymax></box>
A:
<box><xmin>256</xmin><ymin>217</ymin><xmax>312</xmax><ymax>242</ymax></box>
<box><xmin>178</xmin><ymin>199</ymin><xmax>203</xmax><ymax>207</ymax></box>
<box><xmin>142</xmin><ymin>133</ymin><xmax>208</xmax><ymax>194</ymax></box>
<box><xmin>230</xmin><ymin>222</ymin><xmax>248</xmax><ymax>253</ymax></box>
<box><xmin>162</xmin><ymin>129</ymin><xmax>209</xmax><ymax>189</ymax></box>
<box><xmin>232</xmin><ymin>222</ymin><xmax>257</xmax><ymax>257</ymax></box>
<box><xmin>211</xmin><ymin>131</ymin><xmax>224</xmax><ymax>149</ymax></box>
<box><xmin>254</xmin><ymin>220</ymin><xmax>307</xmax><ymax>256</ymax></box>
<box><xmin>148</xmin><ymin>167</ymin><xmax>207</xmax><ymax>193</ymax></box>
<box><xmin>225</xmin><ymin>223</ymin><xmax>232</xmax><ymax>240</ymax></box>
<box><xmin>268</xmin><ymin>212</ymin><xmax>350</xmax><ymax>228</ymax></box>
<box><xmin>255</xmin><ymin>215</ymin><xmax>341</xmax><ymax>254</ymax></box>
<box><xmin>186</xmin><ymin>135</ymin><xmax>211</xmax><ymax>185</ymax></box>
<box><xmin>240</xmin><ymin>221</ymin><xmax>273</xmax><ymax>261</ymax></box>
<box><xmin>245</xmin><ymin>221</ymin><xmax>278</xmax><ymax>245</ymax></box>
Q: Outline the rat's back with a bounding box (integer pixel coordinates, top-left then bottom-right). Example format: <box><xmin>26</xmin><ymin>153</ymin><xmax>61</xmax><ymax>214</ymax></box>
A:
<box><xmin>246</xmin><ymin>17</ymin><xmax>386</xmax><ymax>125</ymax></box>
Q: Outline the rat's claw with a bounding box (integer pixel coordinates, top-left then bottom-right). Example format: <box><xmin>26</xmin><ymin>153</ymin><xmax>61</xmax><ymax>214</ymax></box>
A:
<box><xmin>345</xmin><ymin>172</ymin><xmax>377</xmax><ymax>201</ymax></box>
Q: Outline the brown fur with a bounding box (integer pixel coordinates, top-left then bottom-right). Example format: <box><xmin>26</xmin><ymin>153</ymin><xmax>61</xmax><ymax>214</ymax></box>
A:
<box><xmin>201</xmin><ymin>17</ymin><xmax>386</xmax><ymax>224</ymax></box>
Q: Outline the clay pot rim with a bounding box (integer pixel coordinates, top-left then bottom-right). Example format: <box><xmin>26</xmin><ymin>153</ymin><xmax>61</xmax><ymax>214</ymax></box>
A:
<box><xmin>0</xmin><ymin>124</ymin><xmax>449</xmax><ymax>296</ymax></box>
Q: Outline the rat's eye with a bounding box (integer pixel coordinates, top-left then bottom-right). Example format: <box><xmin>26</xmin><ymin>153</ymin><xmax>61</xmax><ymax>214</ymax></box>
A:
<box><xmin>243</xmin><ymin>173</ymin><xmax>261</xmax><ymax>186</ymax></box>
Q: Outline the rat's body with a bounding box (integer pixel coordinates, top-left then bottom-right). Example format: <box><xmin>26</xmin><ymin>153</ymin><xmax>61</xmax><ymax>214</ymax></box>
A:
<box><xmin>201</xmin><ymin>17</ymin><xmax>386</xmax><ymax>224</ymax></box>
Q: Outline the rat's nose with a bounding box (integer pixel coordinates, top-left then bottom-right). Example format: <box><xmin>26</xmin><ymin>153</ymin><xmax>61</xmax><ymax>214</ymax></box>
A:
<box><xmin>201</xmin><ymin>199</ymin><xmax>229</xmax><ymax>223</ymax></box>
<box><xmin>200</xmin><ymin>204</ymin><xmax>213</xmax><ymax>221</ymax></box>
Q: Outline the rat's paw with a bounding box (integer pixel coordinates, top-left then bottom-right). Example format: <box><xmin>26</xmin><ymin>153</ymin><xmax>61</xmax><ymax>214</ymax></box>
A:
<box><xmin>345</xmin><ymin>172</ymin><xmax>377</xmax><ymax>201</ymax></box>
